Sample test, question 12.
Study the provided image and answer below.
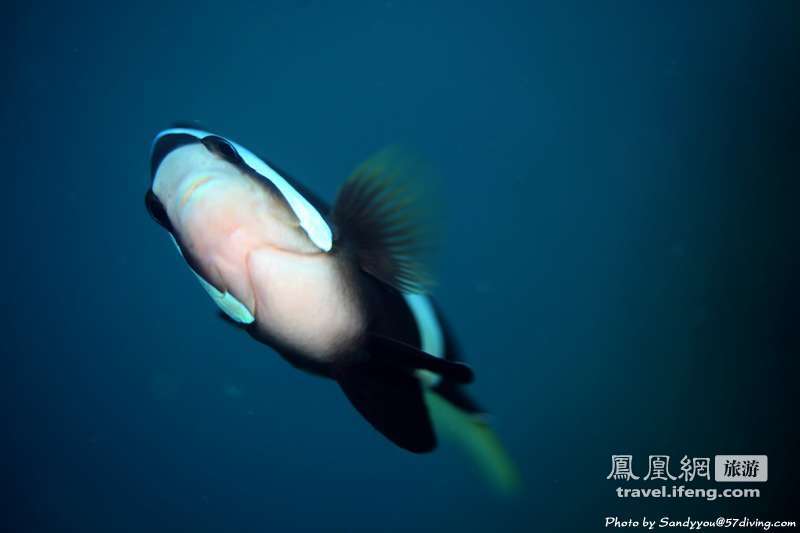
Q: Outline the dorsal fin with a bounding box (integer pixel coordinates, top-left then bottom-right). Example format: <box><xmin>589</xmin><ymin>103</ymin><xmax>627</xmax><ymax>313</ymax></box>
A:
<box><xmin>331</xmin><ymin>147</ymin><xmax>438</xmax><ymax>294</ymax></box>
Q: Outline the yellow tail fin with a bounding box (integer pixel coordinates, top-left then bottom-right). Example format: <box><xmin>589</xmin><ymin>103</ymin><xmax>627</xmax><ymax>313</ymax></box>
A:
<box><xmin>425</xmin><ymin>392</ymin><xmax>522</xmax><ymax>495</ymax></box>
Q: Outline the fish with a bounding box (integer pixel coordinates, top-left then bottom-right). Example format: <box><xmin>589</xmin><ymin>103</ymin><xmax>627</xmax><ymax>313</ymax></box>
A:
<box><xmin>146</xmin><ymin>126</ymin><xmax>519</xmax><ymax>491</ymax></box>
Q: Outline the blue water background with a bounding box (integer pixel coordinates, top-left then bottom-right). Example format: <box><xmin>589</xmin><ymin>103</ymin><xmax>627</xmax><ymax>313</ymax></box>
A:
<box><xmin>4</xmin><ymin>1</ymin><xmax>799</xmax><ymax>531</ymax></box>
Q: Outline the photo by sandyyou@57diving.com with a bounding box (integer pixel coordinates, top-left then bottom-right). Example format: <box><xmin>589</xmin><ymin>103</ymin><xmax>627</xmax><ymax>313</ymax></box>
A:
<box><xmin>4</xmin><ymin>1</ymin><xmax>799</xmax><ymax>532</ymax></box>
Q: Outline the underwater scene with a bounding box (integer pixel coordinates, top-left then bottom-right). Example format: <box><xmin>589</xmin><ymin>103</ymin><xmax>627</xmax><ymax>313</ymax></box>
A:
<box><xmin>5</xmin><ymin>1</ymin><xmax>799</xmax><ymax>531</ymax></box>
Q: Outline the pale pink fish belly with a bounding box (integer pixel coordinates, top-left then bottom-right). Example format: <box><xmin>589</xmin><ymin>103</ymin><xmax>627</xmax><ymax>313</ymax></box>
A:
<box><xmin>152</xmin><ymin>144</ymin><xmax>366</xmax><ymax>360</ymax></box>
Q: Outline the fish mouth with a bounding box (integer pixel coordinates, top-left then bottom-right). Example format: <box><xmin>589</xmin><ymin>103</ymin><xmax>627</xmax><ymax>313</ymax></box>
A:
<box><xmin>179</xmin><ymin>175</ymin><xmax>215</xmax><ymax>207</ymax></box>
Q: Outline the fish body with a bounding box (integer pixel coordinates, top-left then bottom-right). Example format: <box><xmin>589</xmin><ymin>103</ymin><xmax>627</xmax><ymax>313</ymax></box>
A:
<box><xmin>152</xmin><ymin>139</ymin><xmax>363</xmax><ymax>363</ymax></box>
<box><xmin>146</xmin><ymin>127</ymin><xmax>518</xmax><ymax>489</ymax></box>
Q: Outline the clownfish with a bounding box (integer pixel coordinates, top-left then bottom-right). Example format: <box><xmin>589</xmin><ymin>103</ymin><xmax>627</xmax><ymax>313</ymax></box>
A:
<box><xmin>146</xmin><ymin>126</ymin><xmax>519</xmax><ymax>491</ymax></box>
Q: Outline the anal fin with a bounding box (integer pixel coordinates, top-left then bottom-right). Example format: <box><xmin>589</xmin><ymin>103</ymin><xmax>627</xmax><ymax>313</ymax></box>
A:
<box><xmin>333</xmin><ymin>333</ymin><xmax>475</xmax><ymax>453</ymax></box>
<box><xmin>336</xmin><ymin>360</ymin><xmax>436</xmax><ymax>453</ymax></box>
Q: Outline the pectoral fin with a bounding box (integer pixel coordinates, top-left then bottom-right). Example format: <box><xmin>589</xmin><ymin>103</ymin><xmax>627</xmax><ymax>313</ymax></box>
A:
<box><xmin>331</xmin><ymin>147</ymin><xmax>438</xmax><ymax>294</ymax></box>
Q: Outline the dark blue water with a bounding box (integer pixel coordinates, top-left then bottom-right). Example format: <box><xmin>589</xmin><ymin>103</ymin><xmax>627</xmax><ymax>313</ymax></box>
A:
<box><xmin>5</xmin><ymin>2</ymin><xmax>799</xmax><ymax>531</ymax></box>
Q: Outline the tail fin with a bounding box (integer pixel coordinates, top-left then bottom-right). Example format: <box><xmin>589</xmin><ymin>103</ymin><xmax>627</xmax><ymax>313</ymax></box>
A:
<box><xmin>424</xmin><ymin>391</ymin><xmax>522</xmax><ymax>495</ymax></box>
